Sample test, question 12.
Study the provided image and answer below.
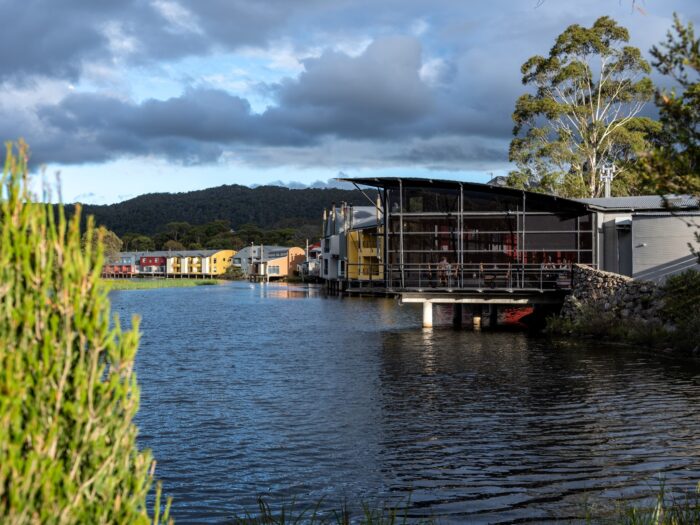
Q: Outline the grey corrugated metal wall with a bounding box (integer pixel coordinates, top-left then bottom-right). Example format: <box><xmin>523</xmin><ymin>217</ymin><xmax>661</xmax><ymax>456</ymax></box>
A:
<box><xmin>632</xmin><ymin>215</ymin><xmax>700</xmax><ymax>280</ymax></box>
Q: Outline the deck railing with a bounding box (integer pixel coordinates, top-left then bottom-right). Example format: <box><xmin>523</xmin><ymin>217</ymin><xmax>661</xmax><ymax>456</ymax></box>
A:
<box><xmin>346</xmin><ymin>262</ymin><xmax>573</xmax><ymax>292</ymax></box>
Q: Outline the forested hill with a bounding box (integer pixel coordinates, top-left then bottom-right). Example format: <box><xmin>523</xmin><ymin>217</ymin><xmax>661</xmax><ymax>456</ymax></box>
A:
<box><xmin>67</xmin><ymin>184</ymin><xmax>373</xmax><ymax>236</ymax></box>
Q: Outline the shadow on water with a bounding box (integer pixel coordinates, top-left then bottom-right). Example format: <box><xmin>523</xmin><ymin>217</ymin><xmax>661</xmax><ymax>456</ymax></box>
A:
<box><xmin>110</xmin><ymin>282</ymin><xmax>700</xmax><ymax>524</ymax></box>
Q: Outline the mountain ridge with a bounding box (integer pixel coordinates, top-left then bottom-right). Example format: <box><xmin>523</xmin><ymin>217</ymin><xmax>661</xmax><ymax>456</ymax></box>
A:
<box><xmin>66</xmin><ymin>183</ymin><xmax>372</xmax><ymax>236</ymax></box>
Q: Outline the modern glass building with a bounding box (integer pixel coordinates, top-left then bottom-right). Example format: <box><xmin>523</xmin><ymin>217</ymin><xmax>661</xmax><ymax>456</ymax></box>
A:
<box><xmin>340</xmin><ymin>177</ymin><xmax>595</xmax><ymax>291</ymax></box>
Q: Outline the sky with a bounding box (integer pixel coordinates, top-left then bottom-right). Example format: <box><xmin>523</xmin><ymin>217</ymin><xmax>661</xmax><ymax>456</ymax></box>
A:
<box><xmin>1</xmin><ymin>0</ymin><xmax>698</xmax><ymax>204</ymax></box>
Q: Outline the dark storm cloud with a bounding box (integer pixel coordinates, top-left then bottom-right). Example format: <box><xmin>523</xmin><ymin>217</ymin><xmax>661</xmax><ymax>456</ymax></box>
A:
<box><xmin>395</xmin><ymin>139</ymin><xmax>508</xmax><ymax>166</ymax></box>
<box><xmin>0</xmin><ymin>0</ymin><xmax>319</xmax><ymax>81</ymax></box>
<box><xmin>3</xmin><ymin>0</ymin><xmax>699</xmax><ymax>170</ymax></box>
<box><xmin>265</xmin><ymin>36</ymin><xmax>432</xmax><ymax>139</ymax></box>
<box><xmin>0</xmin><ymin>0</ymin><xmax>110</xmax><ymax>80</ymax></box>
<box><xmin>35</xmin><ymin>87</ymin><xmax>316</xmax><ymax>164</ymax></box>
<box><xmin>33</xmin><ymin>37</ymin><xmax>438</xmax><ymax>164</ymax></box>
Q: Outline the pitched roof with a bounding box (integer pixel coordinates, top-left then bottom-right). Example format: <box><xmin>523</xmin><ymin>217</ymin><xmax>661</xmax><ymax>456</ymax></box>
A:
<box><xmin>576</xmin><ymin>195</ymin><xmax>699</xmax><ymax>211</ymax></box>
<box><xmin>116</xmin><ymin>249</ymin><xmax>233</xmax><ymax>259</ymax></box>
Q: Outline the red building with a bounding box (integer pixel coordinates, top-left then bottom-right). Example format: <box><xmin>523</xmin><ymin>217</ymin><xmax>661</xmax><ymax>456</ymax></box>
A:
<box><xmin>101</xmin><ymin>263</ymin><xmax>135</xmax><ymax>278</ymax></box>
<box><xmin>139</xmin><ymin>255</ymin><xmax>166</xmax><ymax>275</ymax></box>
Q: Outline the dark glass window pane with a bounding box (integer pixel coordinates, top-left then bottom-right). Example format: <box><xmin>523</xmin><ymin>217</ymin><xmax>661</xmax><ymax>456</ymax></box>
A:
<box><xmin>525</xmin><ymin>232</ymin><xmax>577</xmax><ymax>250</ymax></box>
<box><xmin>404</xmin><ymin>188</ymin><xmax>460</xmax><ymax>213</ymax></box>
<box><xmin>579</xmin><ymin>231</ymin><xmax>593</xmax><ymax>250</ymax></box>
<box><xmin>463</xmin><ymin>216</ymin><xmax>518</xmax><ymax>232</ymax></box>
<box><xmin>525</xmin><ymin>215</ymin><xmax>578</xmax><ymax>232</ymax></box>
<box><xmin>579</xmin><ymin>213</ymin><xmax>593</xmax><ymax>231</ymax></box>
<box><xmin>462</xmin><ymin>189</ymin><xmax>521</xmax><ymax>211</ymax></box>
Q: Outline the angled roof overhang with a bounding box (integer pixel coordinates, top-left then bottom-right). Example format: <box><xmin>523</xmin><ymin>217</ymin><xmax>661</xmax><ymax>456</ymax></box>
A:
<box><xmin>337</xmin><ymin>176</ymin><xmax>591</xmax><ymax>213</ymax></box>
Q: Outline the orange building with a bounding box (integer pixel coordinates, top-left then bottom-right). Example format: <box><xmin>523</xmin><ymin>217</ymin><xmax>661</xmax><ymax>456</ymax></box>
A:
<box><xmin>249</xmin><ymin>246</ymin><xmax>305</xmax><ymax>281</ymax></box>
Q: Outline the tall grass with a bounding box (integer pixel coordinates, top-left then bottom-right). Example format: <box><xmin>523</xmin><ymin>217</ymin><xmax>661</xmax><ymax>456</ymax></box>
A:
<box><xmin>591</xmin><ymin>482</ymin><xmax>700</xmax><ymax>525</ymax></box>
<box><xmin>231</xmin><ymin>497</ymin><xmax>434</xmax><ymax>525</ymax></box>
<box><xmin>105</xmin><ymin>278</ymin><xmax>223</xmax><ymax>290</ymax></box>
<box><xmin>0</xmin><ymin>140</ymin><xmax>170</xmax><ymax>524</ymax></box>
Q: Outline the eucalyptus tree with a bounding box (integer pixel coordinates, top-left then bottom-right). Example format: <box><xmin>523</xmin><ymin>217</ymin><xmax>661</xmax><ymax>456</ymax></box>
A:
<box><xmin>508</xmin><ymin>16</ymin><xmax>656</xmax><ymax>198</ymax></box>
<box><xmin>644</xmin><ymin>14</ymin><xmax>699</xmax><ymax>196</ymax></box>
<box><xmin>644</xmin><ymin>14</ymin><xmax>699</xmax><ymax>259</ymax></box>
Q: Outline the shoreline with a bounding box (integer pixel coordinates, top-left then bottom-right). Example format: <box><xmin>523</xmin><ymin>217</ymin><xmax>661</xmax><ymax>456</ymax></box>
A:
<box><xmin>102</xmin><ymin>278</ymin><xmax>224</xmax><ymax>290</ymax></box>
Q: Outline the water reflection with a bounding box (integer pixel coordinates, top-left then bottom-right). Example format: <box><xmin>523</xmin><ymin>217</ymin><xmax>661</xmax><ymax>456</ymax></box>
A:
<box><xmin>377</xmin><ymin>331</ymin><xmax>700</xmax><ymax>523</ymax></box>
<box><xmin>253</xmin><ymin>282</ymin><xmax>323</xmax><ymax>300</ymax></box>
<box><xmin>109</xmin><ymin>282</ymin><xmax>700</xmax><ymax>524</ymax></box>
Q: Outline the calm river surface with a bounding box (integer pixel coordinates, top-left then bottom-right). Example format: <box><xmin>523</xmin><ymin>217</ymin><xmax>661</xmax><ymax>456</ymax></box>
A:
<box><xmin>110</xmin><ymin>282</ymin><xmax>700</xmax><ymax>524</ymax></box>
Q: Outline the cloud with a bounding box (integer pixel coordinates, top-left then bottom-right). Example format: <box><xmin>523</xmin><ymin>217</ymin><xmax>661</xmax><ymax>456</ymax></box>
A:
<box><xmin>2</xmin><ymin>0</ymin><xmax>699</xmax><ymax>179</ymax></box>
<box><xmin>253</xmin><ymin>177</ymin><xmax>356</xmax><ymax>190</ymax></box>
<box><xmin>34</xmin><ymin>87</ymin><xmax>315</xmax><ymax>164</ymax></box>
<box><xmin>266</xmin><ymin>36</ymin><xmax>432</xmax><ymax>139</ymax></box>
<box><xmin>31</xmin><ymin>37</ymin><xmax>440</xmax><ymax>164</ymax></box>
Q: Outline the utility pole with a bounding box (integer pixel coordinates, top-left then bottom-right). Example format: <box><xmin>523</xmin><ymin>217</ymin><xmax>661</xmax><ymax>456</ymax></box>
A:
<box><xmin>600</xmin><ymin>164</ymin><xmax>617</xmax><ymax>198</ymax></box>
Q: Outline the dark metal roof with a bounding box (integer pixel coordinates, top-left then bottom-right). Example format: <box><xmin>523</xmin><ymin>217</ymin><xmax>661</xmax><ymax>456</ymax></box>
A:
<box><xmin>576</xmin><ymin>195</ymin><xmax>699</xmax><ymax>211</ymax></box>
<box><xmin>337</xmin><ymin>176</ymin><xmax>590</xmax><ymax>210</ymax></box>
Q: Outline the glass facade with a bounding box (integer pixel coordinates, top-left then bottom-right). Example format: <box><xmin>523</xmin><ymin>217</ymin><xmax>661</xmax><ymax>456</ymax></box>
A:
<box><xmin>370</xmin><ymin>180</ymin><xmax>594</xmax><ymax>290</ymax></box>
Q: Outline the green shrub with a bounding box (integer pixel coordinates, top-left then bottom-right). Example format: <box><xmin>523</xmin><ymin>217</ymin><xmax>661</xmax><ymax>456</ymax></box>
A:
<box><xmin>0</xmin><ymin>141</ymin><xmax>170</xmax><ymax>524</ymax></box>
<box><xmin>661</xmin><ymin>270</ymin><xmax>700</xmax><ymax>352</ymax></box>
<box><xmin>222</xmin><ymin>264</ymin><xmax>247</xmax><ymax>280</ymax></box>
<box><xmin>546</xmin><ymin>303</ymin><xmax>669</xmax><ymax>349</ymax></box>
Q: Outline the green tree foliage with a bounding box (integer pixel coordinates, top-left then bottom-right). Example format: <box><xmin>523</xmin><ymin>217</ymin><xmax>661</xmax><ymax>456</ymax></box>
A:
<box><xmin>644</xmin><ymin>14</ymin><xmax>700</xmax><ymax>196</ymax></box>
<box><xmin>642</xmin><ymin>14</ymin><xmax>700</xmax><ymax>260</ymax></box>
<box><xmin>661</xmin><ymin>270</ymin><xmax>700</xmax><ymax>352</ymax></box>
<box><xmin>131</xmin><ymin>235</ymin><xmax>156</xmax><ymax>251</ymax></box>
<box><xmin>81</xmin><ymin>225</ymin><xmax>123</xmax><ymax>258</ymax></box>
<box><xmin>508</xmin><ymin>16</ymin><xmax>656</xmax><ymax>197</ymax></box>
<box><xmin>0</xmin><ymin>141</ymin><xmax>170</xmax><ymax>523</ymax></box>
<box><xmin>163</xmin><ymin>239</ymin><xmax>185</xmax><ymax>251</ymax></box>
<box><xmin>164</xmin><ymin>222</ymin><xmax>191</xmax><ymax>242</ymax></box>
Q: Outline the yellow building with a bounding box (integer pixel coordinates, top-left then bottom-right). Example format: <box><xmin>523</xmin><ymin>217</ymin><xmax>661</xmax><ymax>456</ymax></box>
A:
<box><xmin>208</xmin><ymin>249</ymin><xmax>236</xmax><ymax>275</ymax></box>
<box><xmin>347</xmin><ymin>227</ymin><xmax>383</xmax><ymax>282</ymax></box>
<box><xmin>165</xmin><ymin>249</ymin><xmax>236</xmax><ymax>277</ymax></box>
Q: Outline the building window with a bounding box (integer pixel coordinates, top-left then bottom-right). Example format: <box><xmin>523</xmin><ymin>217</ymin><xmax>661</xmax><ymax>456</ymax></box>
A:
<box><xmin>324</xmin><ymin>259</ymin><xmax>328</xmax><ymax>274</ymax></box>
<box><xmin>340</xmin><ymin>260</ymin><xmax>346</xmax><ymax>276</ymax></box>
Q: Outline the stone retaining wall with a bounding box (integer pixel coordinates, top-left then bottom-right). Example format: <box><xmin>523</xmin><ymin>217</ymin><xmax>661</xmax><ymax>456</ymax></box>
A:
<box><xmin>560</xmin><ymin>265</ymin><xmax>664</xmax><ymax>325</ymax></box>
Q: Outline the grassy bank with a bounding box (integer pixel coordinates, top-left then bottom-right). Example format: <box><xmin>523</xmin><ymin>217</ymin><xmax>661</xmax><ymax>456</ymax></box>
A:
<box><xmin>104</xmin><ymin>278</ymin><xmax>223</xmax><ymax>290</ymax></box>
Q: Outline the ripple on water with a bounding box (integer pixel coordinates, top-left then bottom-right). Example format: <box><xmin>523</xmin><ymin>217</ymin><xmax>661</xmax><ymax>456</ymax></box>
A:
<box><xmin>108</xmin><ymin>282</ymin><xmax>700</xmax><ymax>524</ymax></box>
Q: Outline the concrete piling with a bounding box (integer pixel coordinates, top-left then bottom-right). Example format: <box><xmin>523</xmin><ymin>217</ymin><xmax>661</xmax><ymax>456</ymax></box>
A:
<box><xmin>422</xmin><ymin>301</ymin><xmax>433</xmax><ymax>329</ymax></box>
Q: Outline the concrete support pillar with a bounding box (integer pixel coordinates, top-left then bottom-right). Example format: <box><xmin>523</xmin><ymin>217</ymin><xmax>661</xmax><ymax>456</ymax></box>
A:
<box><xmin>489</xmin><ymin>305</ymin><xmax>498</xmax><ymax>328</ymax></box>
<box><xmin>453</xmin><ymin>304</ymin><xmax>463</xmax><ymax>328</ymax></box>
<box><xmin>422</xmin><ymin>301</ymin><xmax>433</xmax><ymax>329</ymax></box>
<box><xmin>472</xmin><ymin>305</ymin><xmax>482</xmax><ymax>331</ymax></box>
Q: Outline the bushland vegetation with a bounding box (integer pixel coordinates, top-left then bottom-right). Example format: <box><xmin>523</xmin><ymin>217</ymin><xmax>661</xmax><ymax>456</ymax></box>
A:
<box><xmin>65</xmin><ymin>184</ymin><xmax>368</xmax><ymax>238</ymax></box>
<box><xmin>119</xmin><ymin>219</ymin><xmax>317</xmax><ymax>252</ymax></box>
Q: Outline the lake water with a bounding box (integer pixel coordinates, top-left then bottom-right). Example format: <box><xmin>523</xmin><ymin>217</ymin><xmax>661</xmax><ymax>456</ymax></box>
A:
<box><xmin>110</xmin><ymin>282</ymin><xmax>700</xmax><ymax>524</ymax></box>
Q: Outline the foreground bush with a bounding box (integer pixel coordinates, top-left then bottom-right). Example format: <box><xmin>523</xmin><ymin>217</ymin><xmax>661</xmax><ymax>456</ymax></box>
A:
<box><xmin>0</xmin><ymin>141</ymin><xmax>170</xmax><ymax>524</ymax></box>
<box><xmin>661</xmin><ymin>270</ymin><xmax>700</xmax><ymax>352</ymax></box>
